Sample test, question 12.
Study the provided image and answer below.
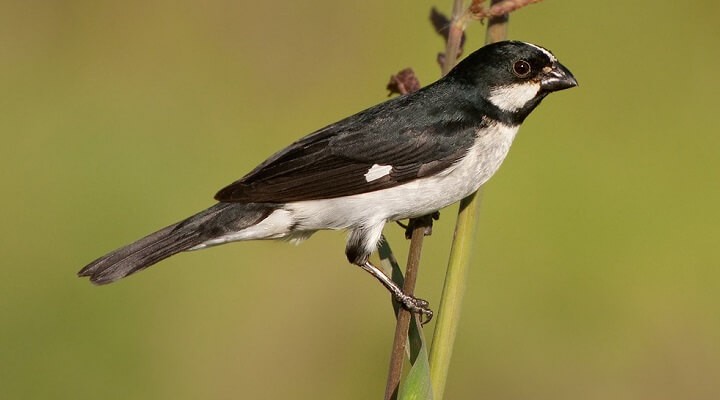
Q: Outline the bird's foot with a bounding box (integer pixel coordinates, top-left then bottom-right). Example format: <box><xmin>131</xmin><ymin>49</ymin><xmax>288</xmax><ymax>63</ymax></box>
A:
<box><xmin>357</xmin><ymin>260</ymin><xmax>434</xmax><ymax>325</ymax></box>
<box><xmin>396</xmin><ymin>292</ymin><xmax>434</xmax><ymax>325</ymax></box>
<box><xmin>400</xmin><ymin>212</ymin><xmax>440</xmax><ymax>239</ymax></box>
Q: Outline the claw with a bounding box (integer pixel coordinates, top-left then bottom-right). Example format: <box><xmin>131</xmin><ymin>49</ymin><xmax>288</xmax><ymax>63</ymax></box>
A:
<box><xmin>399</xmin><ymin>294</ymin><xmax>434</xmax><ymax>325</ymax></box>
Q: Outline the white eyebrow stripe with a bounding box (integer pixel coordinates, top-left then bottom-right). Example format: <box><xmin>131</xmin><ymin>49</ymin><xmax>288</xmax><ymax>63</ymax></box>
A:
<box><xmin>525</xmin><ymin>42</ymin><xmax>556</xmax><ymax>62</ymax></box>
<box><xmin>364</xmin><ymin>164</ymin><xmax>393</xmax><ymax>182</ymax></box>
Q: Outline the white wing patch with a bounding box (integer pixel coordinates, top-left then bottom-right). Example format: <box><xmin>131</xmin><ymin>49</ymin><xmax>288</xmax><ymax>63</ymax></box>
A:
<box><xmin>488</xmin><ymin>82</ymin><xmax>540</xmax><ymax>112</ymax></box>
<box><xmin>524</xmin><ymin>42</ymin><xmax>556</xmax><ymax>62</ymax></box>
<box><xmin>364</xmin><ymin>164</ymin><xmax>393</xmax><ymax>182</ymax></box>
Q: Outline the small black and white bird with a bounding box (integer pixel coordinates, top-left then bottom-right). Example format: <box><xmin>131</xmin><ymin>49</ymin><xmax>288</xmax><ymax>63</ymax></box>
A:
<box><xmin>79</xmin><ymin>41</ymin><xmax>576</xmax><ymax>319</ymax></box>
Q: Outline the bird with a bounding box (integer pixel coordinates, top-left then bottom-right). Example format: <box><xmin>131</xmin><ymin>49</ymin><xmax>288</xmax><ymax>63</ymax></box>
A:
<box><xmin>78</xmin><ymin>41</ymin><xmax>577</xmax><ymax>321</ymax></box>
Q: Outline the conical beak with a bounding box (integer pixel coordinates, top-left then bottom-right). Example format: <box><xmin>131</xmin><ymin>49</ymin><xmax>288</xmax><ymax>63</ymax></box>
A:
<box><xmin>540</xmin><ymin>62</ymin><xmax>578</xmax><ymax>92</ymax></box>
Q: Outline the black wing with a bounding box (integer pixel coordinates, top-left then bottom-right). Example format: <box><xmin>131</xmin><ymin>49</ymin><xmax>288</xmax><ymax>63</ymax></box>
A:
<box><xmin>215</xmin><ymin>85</ymin><xmax>483</xmax><ymax>203</ymax></box>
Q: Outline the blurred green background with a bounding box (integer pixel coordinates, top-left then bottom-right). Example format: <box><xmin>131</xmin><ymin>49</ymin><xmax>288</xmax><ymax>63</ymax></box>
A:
<box><xmin>2</xmin><ymin>0</ymin><xmax>719</xmax><ymax>399</ymax></box>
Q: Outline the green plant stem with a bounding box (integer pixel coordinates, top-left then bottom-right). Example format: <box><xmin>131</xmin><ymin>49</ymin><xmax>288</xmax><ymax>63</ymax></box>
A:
<box><xmin>428</xmin><ymin>2</ymin><xmax>509</xmax><ymax>399</ymax></box>
<box><xmin>428</xmin><ymin>192</ymin><xmax>481</xmax><ymax>400</ymax></box>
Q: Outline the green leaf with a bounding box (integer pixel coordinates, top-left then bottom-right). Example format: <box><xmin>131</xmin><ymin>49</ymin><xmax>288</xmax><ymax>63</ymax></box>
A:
<box><xmin>397</xmin><ymin>312</ymin><xmax>434</xmax><ymax>400</ymax></box>
<box><xmin>429</xmin><ymin>191</ymin><xmax>482</xmax><ymax>400</ymax></box>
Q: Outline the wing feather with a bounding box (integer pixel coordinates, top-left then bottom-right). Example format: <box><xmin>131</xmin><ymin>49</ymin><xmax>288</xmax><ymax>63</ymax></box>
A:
<box><xmin>215</xmin><ymin>86</ymin><xmax>483</xmax><ymax>203</ymax></box>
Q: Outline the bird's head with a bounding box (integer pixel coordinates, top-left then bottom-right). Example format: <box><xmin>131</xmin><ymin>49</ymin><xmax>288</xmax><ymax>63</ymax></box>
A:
<box><xmin>446</xmin><ymin>41</ymin><xmax>577</xmax><ymax>123</ymax></box>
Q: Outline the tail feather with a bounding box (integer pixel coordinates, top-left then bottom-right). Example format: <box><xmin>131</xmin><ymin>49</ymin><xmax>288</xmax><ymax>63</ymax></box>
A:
<box><xmin>78</xmin><ymin>203</ymin><xmax>274</xmax><ymax>285</ymax></box>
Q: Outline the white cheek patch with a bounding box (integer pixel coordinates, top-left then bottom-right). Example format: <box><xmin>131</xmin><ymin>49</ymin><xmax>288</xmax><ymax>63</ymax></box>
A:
<box><xmin>364</xmin><ymin>164</ymin><xmax>393</xmax><ymax>182</ymax></box>
<box><xmin>488</xmin><ymin>82</ymin><xmax>540</xmax><ymax>112</ymax></box>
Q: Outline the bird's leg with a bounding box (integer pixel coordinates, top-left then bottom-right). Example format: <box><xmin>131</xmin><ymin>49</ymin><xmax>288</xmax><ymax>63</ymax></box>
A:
<box><xmin>358</xmin><ymin>260</ymin><xmax>433</xmax><ymax>324</ymax></box>
<box><xmin>346</xmin><ymin>224</ymin><xmax>433</xmax><ymax>323</ymax></box>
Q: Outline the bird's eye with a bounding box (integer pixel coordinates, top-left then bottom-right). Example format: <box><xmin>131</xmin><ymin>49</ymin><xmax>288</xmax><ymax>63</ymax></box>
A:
<box><xmin>512</xmin><ymin>60</ymin><xmax>531</xmax><ymax>78</ymax></box>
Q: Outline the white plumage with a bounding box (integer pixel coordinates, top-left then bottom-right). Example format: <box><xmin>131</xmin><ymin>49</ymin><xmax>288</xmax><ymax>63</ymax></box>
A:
<box><xmin>488</xmin><ymin>82</ymin><xmax>541</xmax><ymax>112</ymax></box>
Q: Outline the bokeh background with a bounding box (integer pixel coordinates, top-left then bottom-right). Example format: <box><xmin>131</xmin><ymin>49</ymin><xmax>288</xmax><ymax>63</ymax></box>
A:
<box><xmin>2</xmin><ymin>1</ymin><xmax>719</xmax><ymax>399</ymax></box>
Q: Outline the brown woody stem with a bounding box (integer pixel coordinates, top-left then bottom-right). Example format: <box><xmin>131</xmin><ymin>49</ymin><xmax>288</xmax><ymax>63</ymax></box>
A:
<box><xmin>383</xmin><ymin>217</ymin><xmax>432</xmax><ymax>400</ymax></box>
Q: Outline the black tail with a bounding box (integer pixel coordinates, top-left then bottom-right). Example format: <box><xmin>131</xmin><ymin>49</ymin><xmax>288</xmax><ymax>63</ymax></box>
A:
<box><xmin>78</xmin><ymin>202</ymin><xmax>274</xmax><ymax>285</ymax></box>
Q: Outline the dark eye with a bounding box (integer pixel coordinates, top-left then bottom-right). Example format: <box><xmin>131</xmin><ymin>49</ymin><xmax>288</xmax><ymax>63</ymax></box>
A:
<box><xmin>513</xmin><ymin>60</ymin><xmax>531</xmax><ymax>77</ymax></box>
